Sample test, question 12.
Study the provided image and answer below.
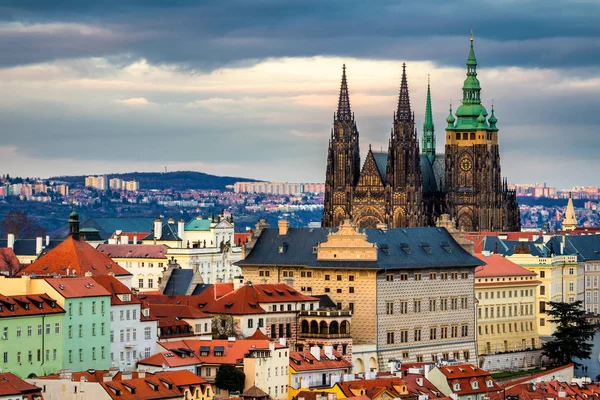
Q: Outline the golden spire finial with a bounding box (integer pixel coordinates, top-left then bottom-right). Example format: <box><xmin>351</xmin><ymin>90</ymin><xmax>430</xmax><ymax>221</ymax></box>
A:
<box><xmin>491</xmin><ymin>99</ymin><xmax>495</xmax><ymax>108</ymax></box>
<box><xmin>470</xmin><ymin>30</ymin><xmax>474</xmax><ymax>42</ymax></box>
<box><xmin>428</xmin><ymin>73</ymin><xmax>430</xmax><ymax>85</ymax></box>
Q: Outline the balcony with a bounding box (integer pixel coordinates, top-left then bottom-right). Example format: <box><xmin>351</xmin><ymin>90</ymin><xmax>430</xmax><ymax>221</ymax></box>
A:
<box><xmin>299</xmin><ymin>310</ymin><xmax>352</xmax><ymax>317</ymax></box>
<box><xmin>298</xmin><ymin>332</ymin><xmax>351</xmax><ymax>339</ymax></box>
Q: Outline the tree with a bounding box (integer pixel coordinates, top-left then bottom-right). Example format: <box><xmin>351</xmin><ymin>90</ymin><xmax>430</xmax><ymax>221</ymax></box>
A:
<box><xmin>215</xmin><ymin>364</ymin><xmax>245</xmax><ymax>393</ymax></box>
<box><xmin>542</xmin><ymin>300</ymin><xmax>596</xmax><ymax>367</ymax></box>
<box><xmin>0</xmin><ymin>210</ymin><xmax>46</xmax><ymax>238</ymax></box>
<box><xmin>211</xmin><ymin>314</ymin><xmax>241</xmax><ymax>339</ymax></box>
<box><xmin>0</xmin><ymin>248</ymin><xmax>22</xmax><ymax>277</ymax></box>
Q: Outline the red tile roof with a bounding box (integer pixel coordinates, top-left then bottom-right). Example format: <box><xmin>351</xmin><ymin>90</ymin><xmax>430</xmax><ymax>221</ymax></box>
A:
<box><xmin>157</xmin><ymin>317</ymin><xmax>195</xmax><ymax>339</ymax></box>
<box><xmin>474</xmin><ymin>254</ymin><xmax>538</xmax><ymax>278</ymax></box>
<box><xmin>338</xmin><ymin>378</ymin><xmax>407</xmax><ymax>399</ymax></box>
<box><xmin>21</xmin><ymin>236</ymin><xmax>131</xmax><ymax>277</ymax></box>
<box><xmin>158</xmin><ymin>338</ymin><xmax>286</xmax><ymax>366</ymax></box>
<box><xmin>289</xmin><ymin>349</ymin><xmax>352</xmax><ymax>372</ymax></box>
<box><xmin>138</xmin><ymin>351</ymin><xmax>201</xmax><ymax>368</ymax></box>
<box><xmin>436</xmin><ymin>365</ymin><xmax>500</xmax><ymax>395</ymax></box>
<box><xmin>0</xmin><ymin>372</ymin><xmax>43</xmax><ymax>397</ymax></box>
<box><xmin>92</xmin><ymin>275</ymin><xmax>141</xmax><ymax>306</ymax></box>
<box><xmin>44</xmin><ymin>277</ymin><xmax>111</xmax><ymax>298</ymax></box>
<box><xmin>100</xmin><ymin>375</ymin><xmax>183</xmax><ymax>400</ymax></box>
<box><xmin>153</xmin><ymin>370</ymin><xmax>208</xmax><ymax>387</ymax></box>
<box><xmin>97</xmin><ymin>244</ymin><xmax>168</xmax><ymax>259</ymax></box>
<box><xmin>206</xmin><ymin>283</ymin><xmax>317</xmax><ymax>315</ymax></box>
<box><xmin>0</xmin><ymin>293</ymin><xmax>65</xmax><ymax>317</ymax></box>
<box><xmin>149</xmin><ymin>303</ymin><xmax>210</xmax><ymax>319</ymax></box>
<box><xmin>234</xmin><ymin>232</ymin><xmax>253</xmax><ymax>246</ymax></box>
<box><xmin>247</xmin><ymin>329</ymin><xmax>270</xmax><ymax>340</ymax></box>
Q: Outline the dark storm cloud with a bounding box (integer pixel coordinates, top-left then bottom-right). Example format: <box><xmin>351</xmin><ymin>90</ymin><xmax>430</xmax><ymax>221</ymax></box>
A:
<box><xmin>1</xmin><ymin>0</ymin><xmax>599</xmax><ymax>69</ymax></box>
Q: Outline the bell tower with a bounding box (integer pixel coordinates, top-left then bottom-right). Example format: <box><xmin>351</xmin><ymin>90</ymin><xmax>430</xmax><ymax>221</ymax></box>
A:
<box><xmin>323</xmin><ymin>65</ymin><xmax>361</xmax><ymax>227</ymax></box>
<box><xmin>445</xmin><ymin>35</ymin><xmax>519</xmax><ymax>231</ymax></box>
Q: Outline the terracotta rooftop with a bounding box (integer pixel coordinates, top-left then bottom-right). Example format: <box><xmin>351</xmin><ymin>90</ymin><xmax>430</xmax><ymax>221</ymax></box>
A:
<box><xmin>148</xmin><ymin>303</ymin><xmax>210</xmax><ymax>319</ymax></box>
<box><xmin>44</xmin><ymin>277</ymin><xmax>111</xmax><ymax>298</ymax></box>
<box><xmin>100</xmin><ymin>375</ymin><xmax>182</xmax><ymax>400</ymax></box>
<box><xmin>97</xmin><ymin>244</ymin><xmax>168</xmax><ymax>259</ymax></box>
<box><xmin>437</xmin><ymin>365</ymin><xmax>500</xmax><ymax>395</ymax></box>
<box><xmin>289</xmin><ymin>348</ymin><xmax>352</xmax><ymax>372</ymax></box>
<box><xmin>247</xmin><ymin>329</ymin><xmax>270</xmax><ymax>340</ymax></box>
<box><xmin>158</xmin><ymin>338</ymin><xmax>286</xmax><ymax>366</ymax></box>
<box><xmin>138</xmin><ymin>350</ymin><xmax>201</xmax><ymax>368</ymax></box>
<box><xmin>0</xmin><ymin>372</ymin><xmax>43</xmax><ymax>397</ymax></box>
<box><xmin>21</xmin><ymin>236</ymin><xmax>131</xmax><ymax>277</ymax></box>
<box><xmin>206</xmin><ymin>283</ymin><xmax>317</xmax><ymax>315</ymax></box>
<box><xmin>474</xmin><ymin>254</ymin><xmax>537</xmax><ymax>278</ymax></box>
<box><xmin>0</xmin><ymin>293</ymin><xmax>64</xmax><ymax>317</ymax></box>
<box><xmin>92</xmin><ymin>275</ymin><xmax>141</xmax><ymax>306</ymax></box>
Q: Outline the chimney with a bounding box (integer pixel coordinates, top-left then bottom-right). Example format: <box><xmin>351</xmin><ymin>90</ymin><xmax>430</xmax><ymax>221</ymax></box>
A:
<box><xmin>121</xmin><ymin>371</ymin><xmax>132</xmax><ymax>381</ymax></box>
<box><xmin>167</xmin><ymin>218</ymin><xmax>174</xmax><ymax>225</ymax></box>
<box><xmin>46</xmin><ymin>235</ymin><xmax>50</xmax><ymax>246</ymax></box>
<box><xmin>278</xmin><ymin>219</ymin><xmax>290</xmax><ymax>236</ymax></box>
<box><xmin>36</xmin><ymin>237</ymin><xmax>43</xmax><ymax>254</ymax></box>
<box><xmin>233</xmin><ymin>275</ymin><xmax>245</xmax><ymax>290</ymax></box>
<box><xmin>324</xmin><ymin>345</ymin><xmax>333</xmax><ymax>360</ymax></box>
<box><xmin>121</xmin><ymin>235</ymin><xmax>129</xmax><ymax>245</ymax></box>
<box><xmin>310</xmin><ymin>346</ymin><xmax>321</xmax><ymax>361</ymax></box>
<box><xmin>7</xmin><ymin>233</ymin><xmax>15</xmax><ymax>249</ymax></box>
<box><xmin>154</xmin><ymin>218</ymin><xmax>162</xmax><ymax>240</ymax></box>
<box><xmin>178</xmin><ymin>219</ymin><xmax>185</xmax><ymax>245</ymax></box>
<box><xmin>133</xmin><ymin>236</ymin><xmax>137</xmax><ymax>245</ymax></box>
<box><xmin>108</xmin><ymin>238</ymin><xmax>118</xmax><ymax>244</ymax></box>
<box><xmin>137</xmin><ymin>369</ymin><xmax>146</xmax><ymax>379</ymax></box>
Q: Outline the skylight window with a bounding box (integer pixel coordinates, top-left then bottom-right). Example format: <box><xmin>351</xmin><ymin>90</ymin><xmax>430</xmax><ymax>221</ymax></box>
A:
<box><xmin>420</xmin><ymin>242</ymin><xmax>432</xmax><ymax>253</ymax></box>
<box><xmin>400</xmin><ymin>243</ymin><xmax>411</xmax><ymax>254</ymax></box>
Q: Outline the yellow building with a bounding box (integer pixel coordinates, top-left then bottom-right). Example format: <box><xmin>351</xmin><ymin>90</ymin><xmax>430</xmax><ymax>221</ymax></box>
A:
<box><xmin>474</xmin><ymin>254</ymin><xmax>540</xmax><ymax>355</ymax></box>
<box><xmin>506</xmin><ymin>252</ymin><xmax>553</xmax><ymax>337</ymax></box>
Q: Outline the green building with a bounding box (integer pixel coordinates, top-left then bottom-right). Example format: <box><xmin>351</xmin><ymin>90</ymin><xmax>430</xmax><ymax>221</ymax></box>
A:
<box><xmin>42</xmin><ymin>277</ymin><xmax>112</xmax><ymax>372</ymax></box>
<box><xmin>0</xmin><ymin>293</ymin><xmax>65</xmax><ymax>378</ymax></box>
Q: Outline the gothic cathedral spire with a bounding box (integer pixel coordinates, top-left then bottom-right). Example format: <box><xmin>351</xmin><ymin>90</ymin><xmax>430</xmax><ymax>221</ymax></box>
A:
<box><xmin>396</xmin><ymin>63</ymin><xmax>413</xmax><ymax>123</ymax></box>
<box><xmin>337</xmin><ymin>64</ymin><xmax>352</xmax><ymax>122</ymax></box>
<box><xmin>323</xmin><ymin>65</ymin><xmax>361</xmax><ymax>228</ymax></box>
<box><xmin>422</xmin><ymin>76</ymin><xmax>435</xmax><ymax>162</ymax></box>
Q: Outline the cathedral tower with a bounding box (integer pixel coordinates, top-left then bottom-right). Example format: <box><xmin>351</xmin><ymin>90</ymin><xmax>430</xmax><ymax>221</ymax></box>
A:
<box><xmin>444</xmin><ymin>36</ymin><xmax>520</xmax><ymax>231</ymax></box>
<box><xmin>323</xmin><ymin>65</ymin><xmax>361</xmax><ymax>227</ymax></box>
<box><xmin>383</xmin><ymin>64</ymin><xmax>424</xmax><ymax>227</ymax></box>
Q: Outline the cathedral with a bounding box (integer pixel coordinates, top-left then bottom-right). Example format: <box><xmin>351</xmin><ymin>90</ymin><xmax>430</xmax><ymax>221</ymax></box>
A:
<box><xmin>323</xmin><ymin>37</ymin><xmax>521</xmax><ymax>231</ymax></box>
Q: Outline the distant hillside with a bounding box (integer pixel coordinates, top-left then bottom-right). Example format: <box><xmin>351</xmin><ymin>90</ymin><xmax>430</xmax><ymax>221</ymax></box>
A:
<box><xmin>49</xmin><ymin>171</ymin><xmax>259</xmax><ymax>191</ymax></box>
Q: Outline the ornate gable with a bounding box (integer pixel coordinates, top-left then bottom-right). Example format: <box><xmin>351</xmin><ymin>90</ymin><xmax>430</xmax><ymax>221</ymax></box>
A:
<box><xmin>214</xmin><ymin>219</ymin><xmax>233</xmax><ymax>229</ymax></box>
<box><xmin>357</xmin><ymin>148</ymin><xmax>384</xmax><ymax>188</ymax></box>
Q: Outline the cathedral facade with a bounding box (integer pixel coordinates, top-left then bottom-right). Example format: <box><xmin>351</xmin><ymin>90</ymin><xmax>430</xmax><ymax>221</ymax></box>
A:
<box><xmin>323</xmin><ymin>38</ymin><xmax>521</xmax><ymax>232</ymax></box>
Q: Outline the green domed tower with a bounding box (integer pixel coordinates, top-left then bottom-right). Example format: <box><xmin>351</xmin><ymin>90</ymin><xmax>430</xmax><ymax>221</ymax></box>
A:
<box><xmin>444</xmin><ymin>35</ymin><xmax>520</xmax><ymax>232</ymax></box>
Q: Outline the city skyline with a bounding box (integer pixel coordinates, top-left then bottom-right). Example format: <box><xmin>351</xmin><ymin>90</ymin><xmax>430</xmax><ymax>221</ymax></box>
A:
<box><xmin>0</xmin><ymin>1</ymin><xmax>599</xmax><ymax>187</ymax></box>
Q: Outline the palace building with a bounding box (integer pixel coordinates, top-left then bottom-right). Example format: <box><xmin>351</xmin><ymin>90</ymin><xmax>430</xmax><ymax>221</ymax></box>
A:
<box><xmin>237</xmin><ymin>219</ymin><xmax>483</xmax><ymax>371</ymax></box>
<box><xmin>323</xmin><ymin>37</ymin><xmax>520</xmax><ymax>232</ymax></box>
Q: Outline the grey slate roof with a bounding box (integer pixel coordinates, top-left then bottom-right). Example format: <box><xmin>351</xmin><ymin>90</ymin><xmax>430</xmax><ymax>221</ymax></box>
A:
<box><xmin>162</xmin><ymin>268</ymin><xmax>194</xmax><ymax>295</ymax></box>
<box><xmin>236</xmin><ymin>226</ymin><xmax>483</xmax><ymax>270</ymax></box>
<box><xmin>0</xmin><ymin>239</ymin><xmax>61</xmax><ymax>256</ymax></box>
<box><xmin>565</xmin><ymin>235</ymin><xmax>600</xmax><ymax>261</ymax></box>
<box><xmin>53</xmin><ymin>217</ymin><xmax>156</xmax><ymax>240</ymax></box>
<box><xmin>372</xmin><ymin>152</ymin><xmax>388</xmax><ymax>185</ymax></box>
<box><xmin>143</xmin><ymin>222</ymin><xmax>181</xmax><ymax>241</ymax></box>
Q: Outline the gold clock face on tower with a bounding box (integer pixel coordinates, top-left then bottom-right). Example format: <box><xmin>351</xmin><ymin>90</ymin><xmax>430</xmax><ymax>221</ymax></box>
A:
<box><xmin>460</xmin><ymin>157</ymin><xmax>472</xmax><ymax>172</ymax></box>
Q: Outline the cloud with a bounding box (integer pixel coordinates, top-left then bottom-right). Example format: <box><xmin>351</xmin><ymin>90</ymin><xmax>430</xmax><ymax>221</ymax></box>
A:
<box><xmin>118</xmin><ymin>97</ymin><xmax>151</xmax><ymax>106</ymax></box>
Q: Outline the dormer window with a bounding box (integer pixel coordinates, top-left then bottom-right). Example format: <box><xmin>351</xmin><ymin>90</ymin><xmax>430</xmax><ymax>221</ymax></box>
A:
<box><xmin>214</xmin><ymin>346</ymin><xmax>224</xmax><ymax>356</ymax></box>
<box><xmin>471</xmin><ymin>381</ymin><xmax>479</xmax><ymax>390</ymax></box>
<box><xmin>278</xmin><ymin>243</ymin><xmax>288</xmax><ymax>254</ymax></box>
<box><xmin>486</xmin><ymin>379</ymin><xmax>493</xmax><ymax>388</ymax></box>
<box><xmin>453</xmin><ymin>383</ymin><xmax>461</xmax><ymax>392</ymax></box>
<box><xmin>121</xmin><ymin>294</ymin><xmax>131</xmax><ymax>302</ymax></box>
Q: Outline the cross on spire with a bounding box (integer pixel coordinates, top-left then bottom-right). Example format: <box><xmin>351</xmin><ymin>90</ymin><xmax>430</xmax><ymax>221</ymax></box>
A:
<box><xmin>396</xmin><ymin>63</ymin><xmax>412</xmax><ymax>122</ymax></box>
<box><xmin>336</xmin><ymin>64</ymin><xmax>352</xmax><ymax>121</ymax></box>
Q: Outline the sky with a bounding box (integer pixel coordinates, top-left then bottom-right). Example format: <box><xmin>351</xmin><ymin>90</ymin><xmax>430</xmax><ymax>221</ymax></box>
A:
<box><xmin>0</xmin><ymin>1</ymin><xmax>599</xmax><ymax>189</ymax></box>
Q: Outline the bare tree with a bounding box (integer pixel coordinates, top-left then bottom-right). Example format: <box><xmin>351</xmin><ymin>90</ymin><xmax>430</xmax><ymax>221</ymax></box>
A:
<box><xmin>0</xmin><ymin>211</ymin><xmax>46</xmax><ymax>238</ymax></box>
<box><xmin>211</xmin><ymin>314</ymin><xmax>241</xmax><ymax>339</ymax></box>
<box><xmin>0</xmin><ymin>248</ymin><xmax>22</xmax><ymax>277</ymax></box>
